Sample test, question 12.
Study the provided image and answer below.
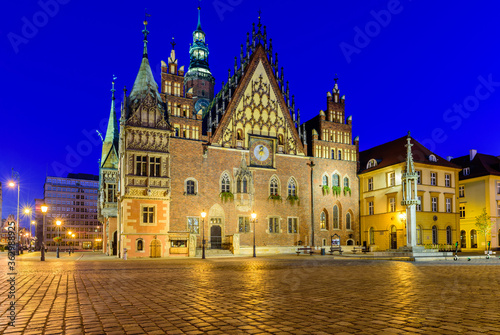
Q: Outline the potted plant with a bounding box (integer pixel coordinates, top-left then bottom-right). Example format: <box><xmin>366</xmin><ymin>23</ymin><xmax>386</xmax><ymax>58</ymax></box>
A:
<box><xmin>322</xmin><ymin>185</ymin><xmax>330</xmax><ymax>195</ymax></box>
<box><xmin>219</xmin><ymin>192</ymin><xmax>234</xmax><ymax>203</ymax></box>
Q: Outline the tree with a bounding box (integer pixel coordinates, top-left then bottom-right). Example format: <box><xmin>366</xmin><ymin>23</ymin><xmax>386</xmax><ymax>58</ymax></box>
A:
<box><xmin>475</xmin><ymin>208</ymin><xmax>491</xmax><ymax>250</ymax></box>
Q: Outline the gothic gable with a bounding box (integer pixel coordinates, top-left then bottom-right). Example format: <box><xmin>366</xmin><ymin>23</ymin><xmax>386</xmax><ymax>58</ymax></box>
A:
<box><xmin>211</xmin><ymin>46</ymin><xmax>304</xmax><ymax>155</ymax></box>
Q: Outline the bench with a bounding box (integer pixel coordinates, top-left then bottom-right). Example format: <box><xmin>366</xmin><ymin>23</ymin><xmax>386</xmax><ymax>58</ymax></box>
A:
<box><xmin>296</xmin><ymin>247</ymin><xmax>315</xmax><ymax>255</ymax></box>
<box><xmin>328</xmin><ymin>246</ymin><xmax>343</xmax><ymax>255</ymax></box>
<box><xmin>351</xmin><ymin>246</ymin><xmax>366</xmax><ymax>253</ymax></box>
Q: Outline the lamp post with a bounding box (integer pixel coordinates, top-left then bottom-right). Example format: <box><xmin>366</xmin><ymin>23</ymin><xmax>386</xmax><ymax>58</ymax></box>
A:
<box><xmin>40</xmin><ymin>203</ymin><xmax>48</xmax><ymax>261</ymax></box>
<box><xmin>68</xmin><ymin>231</ymin><xmax>73</xmax><ymax>254</ymax></box>
<box><xmin>72</xmin><ymin>233</ymin><xmax>76</xmax><ymax>253</ymax></box>
<box><xmin>31</xmin><ymin>220</ymin><xmax>36</xmax><ymax>252</ymax></box>
<box><xmin>251</xmin><ymin>212</ymin><xmax>257</xmax><ymax>257</ymax></box>
<box><xmin>201</xmin><ymin>211</ymin><xmax>206</xmax><ymax>259</ymax></box>
<box><xmin>56</xmin><ymin>220</ymin><xmax>62</xmax><ymax>258</ymax></box>
<box><xmin>8</xmin><ymin>174</ymin><xmax>21</xmax><ymax>255</ymax></box>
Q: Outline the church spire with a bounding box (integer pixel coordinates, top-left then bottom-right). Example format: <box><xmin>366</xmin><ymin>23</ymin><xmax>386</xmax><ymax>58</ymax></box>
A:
<box><xmin>142</xmin><ymin>11</ymin><xmax>151</xmax><ymax>58</ymax></box>
<box><xmin>101</xmin><ymin>76</ymin><xmax>119</xmax><ymax>166</ymax></box>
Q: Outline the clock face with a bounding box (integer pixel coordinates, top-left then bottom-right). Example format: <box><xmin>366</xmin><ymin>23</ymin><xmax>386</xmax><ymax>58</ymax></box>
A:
<box><xmin>195</xmin><ymin>98</ymin><xmax>210</xmax><ymax>114</ymax></box>
<box><xmin>249</xmin><ymin>137</ymin><xmax>274</xmax><ymax>168</ymax></box>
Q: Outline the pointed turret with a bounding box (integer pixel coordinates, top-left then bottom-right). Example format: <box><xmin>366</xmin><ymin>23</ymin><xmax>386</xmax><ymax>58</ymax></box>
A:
<box><xmin>101</xmin><ymin>76</ymin><xmax>120</xmax><ymax>168</ymax></box>
<box><xmin>129</xmin><ymin>18</ymin><xmax>162</xmax><ymax>103</ymax></box>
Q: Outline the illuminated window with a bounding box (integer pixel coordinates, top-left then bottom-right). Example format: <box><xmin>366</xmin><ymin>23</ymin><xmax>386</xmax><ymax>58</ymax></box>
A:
<box><xmin>389</xmin><ymin>198</ymin><xmax>396</xmax><ymax>212</ymax></box>
<box><xmin>320</xmin><ymin>211</ymin><xmax>326</xmax><ymax>230</ymax></box>
<box><xmin>388</xmin><ymin>172</ymin><xmax>395</xmax><ymax>187</ymax></box>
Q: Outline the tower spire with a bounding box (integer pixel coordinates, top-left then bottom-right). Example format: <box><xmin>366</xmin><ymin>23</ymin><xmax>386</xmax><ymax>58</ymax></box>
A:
<box><xmin>142</xmin><ymin>9</ymin><xmax>151</xmax><ymax>58</ymax></box>
<box><xmin>197</xmin><ymin>0</ymin><xmax>202</xmax><ymax>30</ymax></box>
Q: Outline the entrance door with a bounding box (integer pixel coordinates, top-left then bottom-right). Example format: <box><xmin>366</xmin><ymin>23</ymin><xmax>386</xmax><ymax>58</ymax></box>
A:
<box><xmin>210</xmin><ymin>225</ymin><xmax>222</xmax><ymax>249</ymax></box>
<box><xmin>150</xmin><ymin>239</ymin><xmax>162</xmax><ymax>258</ymax></box>
<box><xmin>112</xmin><ymin>231</ymin><xmax>117</xmax><ymax>256</ymax></box>
<box><xmin>390</xmin><ymin>226</ymin><xmax>397</xmax><ymax>249</ymax></box>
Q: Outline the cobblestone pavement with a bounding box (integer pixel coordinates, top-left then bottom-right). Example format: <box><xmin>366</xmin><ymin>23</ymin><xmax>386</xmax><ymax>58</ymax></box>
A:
<box><xmin>1</xmin><ymin>252</ymin><xmax>500</xmax><ymax>334</ymax></box>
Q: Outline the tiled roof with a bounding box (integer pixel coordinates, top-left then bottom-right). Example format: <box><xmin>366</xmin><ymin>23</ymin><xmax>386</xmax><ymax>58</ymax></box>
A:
<box><xmin>359</xmin><ymin>135</ymin><xmax>460</xmax><ymax>174</ymax></box>
<box><xmin>451</xmin><ymin>153</ymin><xmax>500</xmax><ymax>180</ymax></box>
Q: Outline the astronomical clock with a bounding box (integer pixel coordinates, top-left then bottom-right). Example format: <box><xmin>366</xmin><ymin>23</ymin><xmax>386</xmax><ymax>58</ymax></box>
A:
<box><xmin>249</xmin><ymin>136</ymin><xmax>275</xmax><ymax>168</ymax></box>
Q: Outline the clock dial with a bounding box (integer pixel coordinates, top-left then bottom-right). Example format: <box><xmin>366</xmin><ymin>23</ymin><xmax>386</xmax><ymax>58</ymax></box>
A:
<box><xmin>195</xmin><ymin>98</ymin><xmax>210</xmax><ymax>114</ymax></box>
<box><xmin>249</xmin><ymin>137</ymin><xmax>274</xmax><ymax>168</ymax></box>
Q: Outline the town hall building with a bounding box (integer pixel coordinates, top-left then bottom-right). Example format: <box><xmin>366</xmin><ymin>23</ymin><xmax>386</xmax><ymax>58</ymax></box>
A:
<box><xmin>98</xmin><ymin>8</ymin><xmax>359</xmax><ymax>258</ymax></box>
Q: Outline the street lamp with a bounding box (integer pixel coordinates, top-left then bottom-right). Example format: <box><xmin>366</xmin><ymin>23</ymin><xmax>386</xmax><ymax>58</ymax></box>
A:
<box><xmin>31</xmin><ymin>220</ymin><xmax>36</xmax><ymax>252</ymax></box>
<box><xmin>72</xmin><ymin>233</ymin><xmax>76</xmax><ymax>253</ymax></box>
<box><xmin>8</xmin><ymin>176</ymin><xmax>21</xmax><ymax>255</ymax></box>
<box><xmin>56</xmin><ymin>220</ymin><xmax>62</xmax><ymax>258</ymax></box>
<box><xmin>251</xmin><ymin>212</ymin><xmax>257</xmax><ymax>257</ymax></box>
<box><xmin>201</xmin><ymin>211</ymin><xmax>206</xmax><ymax>259</ymax></box>
<box><xmin>68</xmin><ymin>231</ymin><xmax>73</xmax><ymax>254</ymax></box>
<box><xmin>40</xmin><ymin>203</ymin><xmax>48</xmax><ymax>261</ymax></box>
<box><xmin>24</xmin><ymin>207</ymin><xmax>33</xmax><ymax>252</ymax></box>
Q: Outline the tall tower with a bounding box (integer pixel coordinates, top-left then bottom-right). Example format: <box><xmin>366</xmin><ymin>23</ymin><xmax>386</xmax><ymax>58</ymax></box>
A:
<box><xmin>401</xmin><ymin>132</ymin><xmax>421</xmax><ymax>249</ymax></box>
<box><xmin>98</xmin><ymin>77</ymin><xmax>119</xmax><ymax>256</ymax></box>
<box><xmin>117</xmin><ymin>17</ymin><xmax>171</xmax><ymax>258</ymax></box>
<box><xmin>184</xmin><ymin>4</ymin><xmax>215</xmax><ymax>115</ymax></box>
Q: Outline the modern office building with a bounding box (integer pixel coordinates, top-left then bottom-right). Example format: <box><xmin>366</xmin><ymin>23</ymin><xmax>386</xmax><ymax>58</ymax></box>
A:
<box><xmin>36</xmin><ymin>173</ymin><xmax>101</xmax><ymax>251</ymax></box>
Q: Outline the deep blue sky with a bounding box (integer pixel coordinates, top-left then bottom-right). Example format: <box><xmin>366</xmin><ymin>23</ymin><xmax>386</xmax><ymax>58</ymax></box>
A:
<box><xmin>1</xmin><ymin>0</ymin><xmax>499</xmax><ymax>225</ymax></box>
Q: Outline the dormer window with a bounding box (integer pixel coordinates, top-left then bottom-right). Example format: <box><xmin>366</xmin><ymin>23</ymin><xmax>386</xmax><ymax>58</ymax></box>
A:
<box><xmin>429</xmin><ymin>155</ymin><xmax>437</xmax><ymax>162</ymax></box>
<box><xmin>367</xmin><ymin>159</ymin><xmax>377</xmax><ymax>169</ymax></box>
<box><xmin>463</xmin><ymin>167</ymin><xmax>470</xmax><ymax>176</ymax></box>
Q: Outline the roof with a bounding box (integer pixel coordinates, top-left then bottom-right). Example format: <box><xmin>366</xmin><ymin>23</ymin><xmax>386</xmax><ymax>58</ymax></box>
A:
<box><xmin>451</xmin><ymin>153</ymin><xmax>500</xmax><ymax>180</ymax></box>
<box><xmin>129</xmin><ymin>56</ymin><xmax>162</xmax><ymax>102</ymax></box>
<box><xmin>359</xmin><ymin>135</ymin><xmax>460</xmax><ymax>173</ymax></box>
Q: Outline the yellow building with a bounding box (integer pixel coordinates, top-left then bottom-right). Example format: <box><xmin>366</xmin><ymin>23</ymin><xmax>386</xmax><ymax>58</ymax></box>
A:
<box><xmin>359</xmin><ymin>135</ymin><xmax>461</xmax><ymax>251</ymax></box>
<box><xmin>451</xmin><ymin>151</ymin><xmax>500</xmax><ymax>251</ymax></box>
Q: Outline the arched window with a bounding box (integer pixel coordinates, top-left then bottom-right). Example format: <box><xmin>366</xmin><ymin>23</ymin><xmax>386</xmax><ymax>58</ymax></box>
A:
<box><xmin>236</xmin><ymin>177</ymin><xmax>241</xmax><ymax>193</ymax></box>
<box><xmin>278</xmin><ymin>134</ymin><xmax>284</xmax><ymax>145</ymax></box>
<box><xmin>344</xmin><ymin>177</ymin><xmax>349</xmax><ymax>188</ymax></box>
<box><xmin>288</xmin><ymin>178</ymin><xmax>297</xmax><ymax>197</ymax></box>
<box><xmin>186</xmin><ymin>180</ymin><xmax>196</xmax><ymax>195</ymax></box>
<box><xmin>332</xmin><ymin>174</ymin><xmax>340</xmax><ymax>187</ymax></box>
<box><xmin>332</xmin><ymin>205</ymin><xmax>339</xmax><ymax>229</ymax></box>
<box><xmin>320</xmin><ymin>211</ymin><xmax>326</xmax><ymax>230</ymax></box>
<box><xmin>322</xmin><ymin>175</ymin><xmax>328</xmax><ymax>186</ymax></box>
<box><xmin>338</xmin><ymin>150</ymin><xmax>342</xmax><ymax>160</ymax></box>
<box><xmin>470</xmin><ymin>229</ymin><xmax>477</xmax><ymax>248</ymax></box>
<box><xmin>345</xmin><ymin>212</ymin><xmax>351</xmax><ymax>230</ymax></box>
<box><xmin>432</xmin><ymin>225</ymin><xmax>438</xmax><ymax>244</ymax></box>
<box><xmin>429</xmin><ymin>154</ymin><xmax>437</xmax><ymax>162</ymax></box>
<box><xmin>242</xmin><ymin>177</ymin><xmax>248</xmax><ymax>193</ymax></box>
<box><xmin>221</xmin><ymin>173</ymin><xmax>230</xmax><ymax>193</ymax></box>
<box><xmin>270</xmin><ymin>177</ymin><xmax>279</xmax><ymax>195</ymax></box>
<box><xmin>417</xmin><ymin>225</ymin><xmax>422</xmax><ymax>245</ymax></box>
<box><xmin>367</xmin><ymin>159</ymin><xmax>377</xmax><ymax>169</ymax></box>
<box><xmin>369</xmin><ymin>227</ymin><xmax>375</xmax><ymax>245</ymax></box>
<box><xmin>446</xmin><ymin>226</ymin><xmax>452</xmax><ymax>245</ymax></box>
<box><xmin>137</xmin><ymin>239</ymin><xmax>144</xmax><ymax>251</ymax></box>
<box><xmin>460</xmin><ymin>230</ymin><xmax>467</xmax><ymax>248</ymax></box>
<box><xmin>237</xmin><ymin>129</ymin><xmax>243</xmax><ymax>140</ymax></box>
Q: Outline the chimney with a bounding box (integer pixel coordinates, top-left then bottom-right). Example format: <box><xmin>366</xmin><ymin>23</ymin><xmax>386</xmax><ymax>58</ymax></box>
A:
<box><xmin>469</xmin><ymin>149</ymin><xmax>477</xmax><ymax>161</ymax></box>
<box><xmin>446</xmin><ymin>156</ymin><xmax>453</xmax><ymax>162</ymax></box>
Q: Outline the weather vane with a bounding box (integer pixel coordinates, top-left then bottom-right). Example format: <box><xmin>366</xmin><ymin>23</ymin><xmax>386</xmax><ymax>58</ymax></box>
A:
<box><xmin>171</xmin><ymin>37</ymin><xmax>176</xmax><ymax>50</ymax></box>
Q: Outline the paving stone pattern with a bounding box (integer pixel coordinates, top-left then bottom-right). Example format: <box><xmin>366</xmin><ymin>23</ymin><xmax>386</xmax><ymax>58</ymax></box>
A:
<box><xmin>1</xmin><ymin>252</ymin><xmax>500</xmax><ymax>334</ymax></box>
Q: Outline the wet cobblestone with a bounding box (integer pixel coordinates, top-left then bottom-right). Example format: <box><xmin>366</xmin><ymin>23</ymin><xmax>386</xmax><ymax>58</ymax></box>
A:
<box><xmin>1</xmin><ymin>252</ymin><xmax>500</xmax><ymax>334</ymax></box>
